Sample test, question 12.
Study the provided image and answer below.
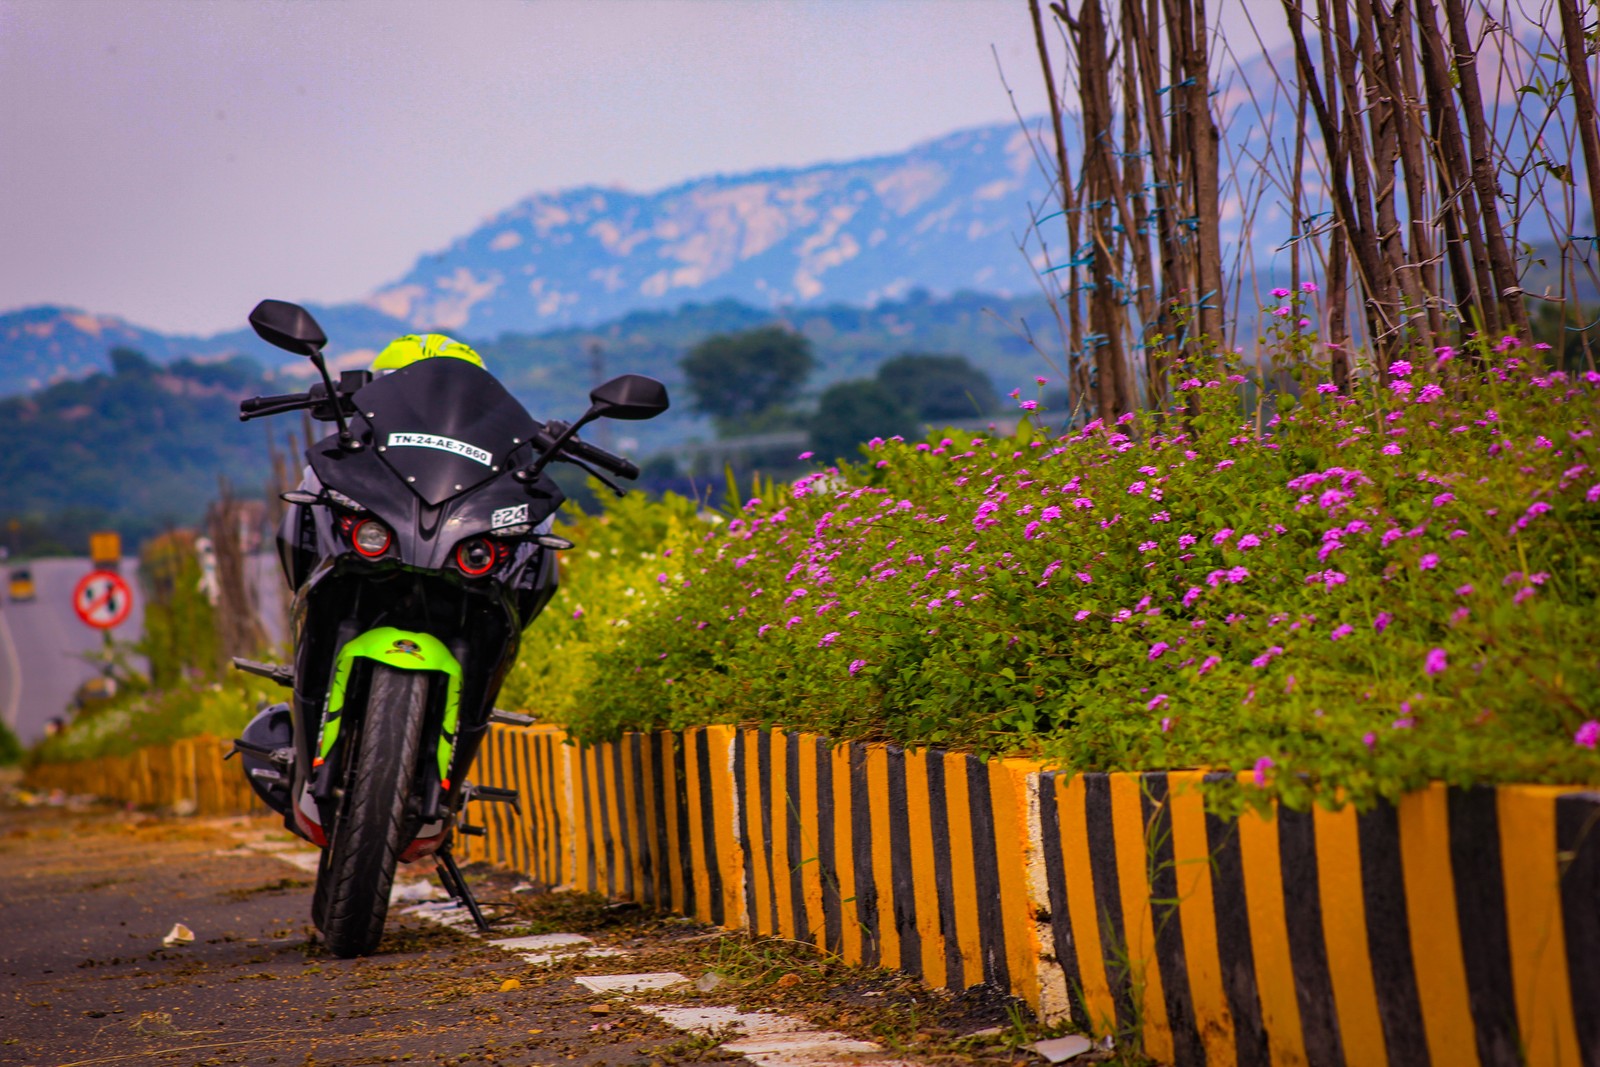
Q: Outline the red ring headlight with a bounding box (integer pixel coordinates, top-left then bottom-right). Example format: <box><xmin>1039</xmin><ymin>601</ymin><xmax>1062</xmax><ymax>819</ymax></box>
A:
<box><xmin>350</xmin><ymin>518</ymin><xmax>392</xmax><ymax>558</ymax></box>
<box><xmin>455</xmin><ymin>538</ymin><xmax>496</xmax><ymax>576</ymax></box>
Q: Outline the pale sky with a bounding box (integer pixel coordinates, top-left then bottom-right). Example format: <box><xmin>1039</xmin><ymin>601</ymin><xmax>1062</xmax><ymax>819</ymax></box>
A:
<box><xmin>0</xmin><ymin>0</ymin><xmax>1285</xmax><ymax>336</ymax></box>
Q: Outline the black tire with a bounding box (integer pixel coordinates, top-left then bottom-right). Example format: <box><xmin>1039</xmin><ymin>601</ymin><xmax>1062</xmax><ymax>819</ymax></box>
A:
<box><xmin>313</xmin><ymin>664</ymin><xmax>428</xmax><ymax>957</ymax></box>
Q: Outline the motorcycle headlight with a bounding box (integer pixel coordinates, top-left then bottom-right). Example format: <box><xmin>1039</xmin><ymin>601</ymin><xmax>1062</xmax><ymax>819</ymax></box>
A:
<box><xmin>455</xmin><ymin>537</ymin><xmax>496</xmax><ymax>576</ymax></box>
<box><xmin>350</xmin><ymin>519</ymin><xmax>392</xmax><ymax>558</ymax></box>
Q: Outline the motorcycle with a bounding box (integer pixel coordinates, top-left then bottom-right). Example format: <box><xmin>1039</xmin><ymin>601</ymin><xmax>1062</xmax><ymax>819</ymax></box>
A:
<box><xmin>228</xmin><ymin>299</ymin><xmax>668</xmax><ymax>957</ymax></box>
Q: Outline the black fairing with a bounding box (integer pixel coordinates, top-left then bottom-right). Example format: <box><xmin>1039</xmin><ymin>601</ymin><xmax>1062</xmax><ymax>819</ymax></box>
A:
<box><xmin>356</xmin><ymin>358</ymin><xmax>539</xmax><ymax>506</ymax></box>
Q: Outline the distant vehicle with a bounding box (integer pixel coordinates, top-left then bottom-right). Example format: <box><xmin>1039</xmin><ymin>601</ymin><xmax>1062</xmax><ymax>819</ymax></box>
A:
<box><xmin>8</xmin><ymin>567</ymin><xmax>35</xmax><ymax>602</ymax></box>
<box><xmin>89</xmin><ymin>531</ymin><xmax>122</xmax><ymax>570</ymax></box>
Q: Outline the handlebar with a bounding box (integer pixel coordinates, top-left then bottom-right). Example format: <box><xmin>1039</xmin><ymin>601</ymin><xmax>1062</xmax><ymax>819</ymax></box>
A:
<box><xmin>538</xmin><ymin>421</ymin><xmax>639</xmax><ymax>480</ymax></box>
<box><xmin>240</xmin><ymin>391</ymin><xmax>312</xmax><ymax>414</ymax></box>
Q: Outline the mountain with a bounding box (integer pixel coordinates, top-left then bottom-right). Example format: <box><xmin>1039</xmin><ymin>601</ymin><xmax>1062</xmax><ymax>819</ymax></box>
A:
<box><xmin>0</xmin><ymin>303</ymin><xmax>417</xmax><ymax>397</ymax></box>
<box><xmin>368</xmin><ymin>122</ymin><xmax>1051</xmax><ymax>338</ymax></box>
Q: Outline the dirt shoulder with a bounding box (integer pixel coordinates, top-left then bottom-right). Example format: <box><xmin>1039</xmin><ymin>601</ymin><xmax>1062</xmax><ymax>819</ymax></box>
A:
<box><xmin>0</xmin><ymin>800</ymin><xmax>1088</xmax><ymax>1067</ymax></box>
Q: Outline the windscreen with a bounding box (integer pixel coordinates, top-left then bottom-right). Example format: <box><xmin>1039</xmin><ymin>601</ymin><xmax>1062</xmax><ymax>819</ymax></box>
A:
<box><xmin>353</xmin><ymin>358</ymin><xmax>539</xmax><ymax>506</ymax></box>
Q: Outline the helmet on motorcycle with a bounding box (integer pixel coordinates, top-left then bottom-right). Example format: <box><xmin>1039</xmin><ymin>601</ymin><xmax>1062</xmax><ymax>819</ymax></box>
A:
<box><xmin>371</xmin><ymin>333</ymin><xmax>485</xmax><ymax>372</ymax></box>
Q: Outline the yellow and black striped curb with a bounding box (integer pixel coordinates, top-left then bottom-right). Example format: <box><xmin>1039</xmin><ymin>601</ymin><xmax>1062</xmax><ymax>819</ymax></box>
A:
<box><xmin>24</xmin><ymin>734</ymin><xmax>263</xmax><ymax>814</ymax></box>
<box><xmin>27</xmin><ymin>727</ymin><xmax>1599</xmax><ymax>1066</ymax></box>
<box><xmin>470</xmin><ymin>725</ymin><xmax>1598</xmax><ymax>1067</ymax></box>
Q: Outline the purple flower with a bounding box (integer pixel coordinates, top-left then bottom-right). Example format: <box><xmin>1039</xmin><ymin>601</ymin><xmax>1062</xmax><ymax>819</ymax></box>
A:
<box><xmin>1576</xmin><ymin>721</ymin><xmax>1600</xmax><ymax>749</ymax></box>
<box><xmin>1074</xmin><ymin>609</ymin><xmax>1092</xmax><ymax>621</ymax></box>
<box><xmin>1237</xmin><ymin>533</ymin><xmax>1261</xmax><ymax>550</ymax></box>
<box><xmin>1272</xmin><ymin>287</ymin><xmax>1291</xmax><ymax>298</ymax></box>
<box><xmin>1148</xmin><ymin>642</ymin><xmax>1169</xmax><ymax>661</ymax></box>
<box><xmin>1161</xmin><ymin>716</ymin><xmax>1173</xmax><ymax>733</ymax></box>
<box><xmin>1199</xmin><ymin>655</ymin><xmax>1221</xmax><ymax>675</ymax></box>
<box><xmin>1138</xmin><ymin>540</ymin><xmax>1158</xmax><ymax>553</ymax></box>
<box><xmin>1425</xmin><ymin>648</ymin><xmax>1447</xmax><ymax>675</ymax></box>
<box><xmin>1374</xmin><ymin>611</ymin><xmax>1393</xmax><ymax>633</ymax></box>
<box><xmin>1252</xmin><ymin>756</ymin><xmax>1274</xmax><ymax>786</ymax></box>
<box><xmin>1076</xmin><ymin>572</ymin><xmax>1093</xmax><ymax>584</ymax></box>
<box><xmin>1363</xmin><ymin>732</ymin><xmax>1377</xmax><ymax>750</ymax></box>
<box><xmin>785</xmin><ymin>616</ymin><xmax>802</xmax><ymax>630</ymax></box>
<box><xmin>1214</xmin><ymin>527</ymin><xmax>1234</xmax><ymax>544</ymax></box>
<box><xmin>1419</xmin><ymin>554</ymin><xmax>1439</xmax><ymax>570</ymax></box>
<box><xmin>1331</xmin><ymin>624</ymin><xmax>1354</xmax><ymax>641</ymax></box>
<box><xmin>1182</xmin><ymin>586</ymin><xmax>1202</xmax><ymax>607</ymax></box>
<box><xmin>1035</xmin><ymin>376</ymin><xmax>1049</xmax><ymax>386</ymax></box>
<box><xmin>757</xmin><ymin>624</ymin><xmax>772</xmax><ymax>636</ymax></box>
<box><xmin>1227</xmin><ymin>566</ymin><xmax>1251</xmax><ymax>584</ymax></box>
<box><xmin>1316</xmin><ymin>382</ymin><xmax>1339</xmax><ymax>394</ymax></box>
<box><xmin>1390</xmin><ymin>359</ymin><xmax>1413</xmax><ymax>377</ymax></box>
<box><xmin>1301</xmin><ymin>281</ymin><xmax>1318</xmax><ymax>293</ymax></box>
<box><xmin>1382</xmin><ymin>443</ymin><xmax>1403</xmax><ymax>456</ymax></box>
<box><xmin>797</xmin><ymin>451</ymin><xmax>814</xmax><ymax>461</ymax></box>
<box><xmin>1456</xmin><ymin>584</ymin><xmax>1473</xmax><ymax>596</ymax></box>
<box><xmin>1024</xmin><ymin>521</ymin><xmax>1042</xmax><ymax>540</ymax></box>
<box><xmin>1041</xmin><ymin>505</ymin><xmax>1062</xmax><ymax>521</ymax></box>
<box><xmin>1147</xmin><ymin>693</ymin><xmax>1169</xmax><ymax>711</ymax></box>
<box><xmin>848</xmin><ymin>659</ymin><xmax>867</xmax><ymax>676</ymax></box>
<box><xmin>818</xmin><ymin>631</ymin><xmax>841</xmax><ymax>648</ymax></box>
<box><xmin>1019</xmin><ymin>399</ymin><xmax>1039</xmax><ymax>411</ymax></box>
<box><xmin>572</xmin><ymin>607</ymin><xmax>585</xmax><ymax>619</ymax></box>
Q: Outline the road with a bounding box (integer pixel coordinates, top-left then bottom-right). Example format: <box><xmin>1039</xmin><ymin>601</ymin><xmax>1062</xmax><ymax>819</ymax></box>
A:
<box><xmin>0</xmin><ymin>801</ymin><xmax>1028</xmax><ymax>1067</ymax></box>
<box><xmin>0</xmin><ymin>555</ymin><xmax>285</xmax><ymax>746</ymax></box>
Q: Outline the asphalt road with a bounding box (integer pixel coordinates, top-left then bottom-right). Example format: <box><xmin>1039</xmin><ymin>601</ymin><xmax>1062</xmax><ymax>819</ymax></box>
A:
<box><xmin>0</xmin><ymin>556</ymin><xmax>284</xmax><ymax>745</ymax></box>
<box><xmin>0</xmin><ymin>803</ymin><xmax>686</xmax><ymax>1067</ymax></box>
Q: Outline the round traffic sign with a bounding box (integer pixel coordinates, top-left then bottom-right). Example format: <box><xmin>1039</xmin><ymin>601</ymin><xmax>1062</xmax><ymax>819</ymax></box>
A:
<box><xmin>72</xmin><ymin>571</ymin><xmax>134</xmax><ymax>630</ymax></box>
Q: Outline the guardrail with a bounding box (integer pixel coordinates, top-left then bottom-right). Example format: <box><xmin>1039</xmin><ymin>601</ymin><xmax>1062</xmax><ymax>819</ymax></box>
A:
<box><xmin>28</xmin><ymin>725</ymin><xmax>1598</xmax><ymax>1066</ymax></box>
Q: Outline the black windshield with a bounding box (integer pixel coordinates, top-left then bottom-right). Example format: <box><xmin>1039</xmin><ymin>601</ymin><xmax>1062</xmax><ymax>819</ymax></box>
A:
<box><xmin>352</xmin><ymin>358</ymin><xmax>539</xmax><ymax>506</ymax></box>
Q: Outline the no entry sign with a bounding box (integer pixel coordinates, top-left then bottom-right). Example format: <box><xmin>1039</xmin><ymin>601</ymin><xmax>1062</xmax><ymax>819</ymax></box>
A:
<box><xmin>72</xmin><ymin>571</ymin><xmax>133</xmax><ymax>630</ymax></box>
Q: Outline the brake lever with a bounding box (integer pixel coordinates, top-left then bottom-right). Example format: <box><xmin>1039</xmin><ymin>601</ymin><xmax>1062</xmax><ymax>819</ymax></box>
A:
<box><xmin>552</xmin><ymin>454</ymin><xmax>626</xmax><ymax>497</ymax></box>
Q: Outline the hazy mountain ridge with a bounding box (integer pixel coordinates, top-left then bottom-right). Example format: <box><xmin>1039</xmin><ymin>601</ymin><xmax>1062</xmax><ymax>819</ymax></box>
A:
<box><xmin>367</xmin><ymin>122</ymin><xmax>1051</xmax><ymax>336</ymax></box>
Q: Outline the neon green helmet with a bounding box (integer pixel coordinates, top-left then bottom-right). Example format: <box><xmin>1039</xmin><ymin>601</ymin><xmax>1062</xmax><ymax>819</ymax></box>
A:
<box><xmin>371</xmin><ymin>333</ymin><xmax>485</xmax><ymax>372</ymax></box>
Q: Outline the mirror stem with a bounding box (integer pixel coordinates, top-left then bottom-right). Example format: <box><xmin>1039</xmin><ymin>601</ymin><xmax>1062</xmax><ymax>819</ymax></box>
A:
<box><xmin>309</xmin><ymin>349</ymin><xmax>361</xmax><ymax>451</ymax></box>
<box><xmin>521</xmin><ymin>406</ymin><xmax>601</xmax><ymax>481</ymax></box>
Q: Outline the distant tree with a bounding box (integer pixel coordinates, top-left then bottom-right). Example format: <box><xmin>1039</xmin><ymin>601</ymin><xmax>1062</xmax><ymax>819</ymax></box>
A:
<box><xmin>875</xmin><ymin>353</ymin><xmax>999</xmax><ymax>421</ymax></box>
<box><xmin>681</xmin><ymin>327</ymin><xmax>813</xmax><ymax>432</ymax></box>
<box><xmin>809</xmin><ymin>380</ymin><xmax>913</xmax><ymax>463</ymax></box>
<box><xmin>109</xmin><ymin>346</ymin><xmax>155</xmax><ymax>376</ymax></box>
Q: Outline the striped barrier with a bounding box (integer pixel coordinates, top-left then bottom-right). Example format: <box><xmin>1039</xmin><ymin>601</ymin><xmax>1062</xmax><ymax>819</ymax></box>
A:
<box><xmin>28</xmin><ymin>726</ymin><xmax>1598</xmax><ymax>1065</ymax></box>
<box><xmin>24</xmin><ymin>734</ymin><xmax>265</xmax><ymax>816</ymax></box>
<box><xmin>471</xmin><ymin>726</ymin><xmax>1598</xmax><ymax>1067</ymax></box>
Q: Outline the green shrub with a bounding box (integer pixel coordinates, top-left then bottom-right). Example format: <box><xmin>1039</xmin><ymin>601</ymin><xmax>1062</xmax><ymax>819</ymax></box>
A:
<box><xmin>0</xmin><ymin>718</ymin><xmax>22</xmax><ymax>766</ymax></box>
<box><xmin>548</xmin><ymin>326</ymin><xmax>1599</xmax><ymax>809</ymax></box>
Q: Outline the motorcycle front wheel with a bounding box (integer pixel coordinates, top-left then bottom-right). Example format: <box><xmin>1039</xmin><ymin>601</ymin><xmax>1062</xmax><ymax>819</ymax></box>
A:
<box><xmin>312</xmin><ymin>663</ymin><xmax>428</xmax><ymax>957</ymax></box>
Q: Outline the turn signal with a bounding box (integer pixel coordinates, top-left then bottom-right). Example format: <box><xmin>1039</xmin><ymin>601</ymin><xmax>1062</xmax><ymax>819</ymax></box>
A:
<box><xmin>351</xmin><ymin>519</ymin><xmax>392</xmax><ymax>557</ymax></box>
<box><xmin>455</xmin><ymin>538</ymin><xmax>496</xmax><ymax>576</ymax></box>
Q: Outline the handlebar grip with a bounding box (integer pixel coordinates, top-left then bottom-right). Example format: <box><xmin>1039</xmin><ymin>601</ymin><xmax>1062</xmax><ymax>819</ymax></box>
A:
<box><xmin>240</xmin><ymin>392</ymin><xmax>311</xmax><ymax>414</ymax></box>
<box><xmin>566</xmin><ymin>439</ymin><xmax>640</xmax><ymax>480</ymax></box>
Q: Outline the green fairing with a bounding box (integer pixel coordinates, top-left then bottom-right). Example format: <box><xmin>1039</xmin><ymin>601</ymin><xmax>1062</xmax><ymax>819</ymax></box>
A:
<box><xmin>318</xmin><ymin>627</ymin><xmax>463</xmax><ymax>783</ymax></box>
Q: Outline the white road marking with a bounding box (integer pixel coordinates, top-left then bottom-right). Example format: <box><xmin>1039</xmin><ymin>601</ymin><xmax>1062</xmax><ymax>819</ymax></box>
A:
<box><xmin>635</xmin><ymin>1003</ymin><xmax>918</xmax><ymax>1067</ymax></box>
<box><xmin>576</xmin><ymin>972</ymin><xmax>687</xmax><ymax>994</ymax></box>
<box><xmin>486</xmin><ymin>932</ymin><xmax>627</xmax><ymax>966</ymax></box>
<box><xmin>225</xmin><ymin>826</ymin><xmax>931</xmax><ymax>1065</ymax></box>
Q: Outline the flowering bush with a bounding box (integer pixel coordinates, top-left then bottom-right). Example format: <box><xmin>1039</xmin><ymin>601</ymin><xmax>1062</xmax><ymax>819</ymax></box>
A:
<box><xmin>541</xmin><ymin>333</ymin><xmax>1599</xmax><ymax>809</ymax></box>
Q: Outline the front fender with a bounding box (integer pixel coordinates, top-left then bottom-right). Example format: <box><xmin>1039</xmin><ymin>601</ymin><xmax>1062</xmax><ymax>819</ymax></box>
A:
<box><xmin>319</xmin><ymin>627</ymin><xmax>464</xmax><ymax>786</ymax></box>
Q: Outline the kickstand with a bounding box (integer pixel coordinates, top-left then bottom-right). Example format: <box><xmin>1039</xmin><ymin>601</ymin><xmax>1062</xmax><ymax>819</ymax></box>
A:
<box><xmin>435</xmin><ymin>845</ymin><xmax>491</xmax><ymax>933</ymax></box>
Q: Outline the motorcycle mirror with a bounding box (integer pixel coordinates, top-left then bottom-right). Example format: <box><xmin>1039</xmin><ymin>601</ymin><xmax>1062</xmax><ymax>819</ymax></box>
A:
<box><xmin>249</xmin><ymin>300</ymin><xmax>328</xmax><ymax>356</ymax></box>
<box><xmin>588</xmin><ymin>374</ymin><xmax>669</xmax><ymax>421</ymax></box>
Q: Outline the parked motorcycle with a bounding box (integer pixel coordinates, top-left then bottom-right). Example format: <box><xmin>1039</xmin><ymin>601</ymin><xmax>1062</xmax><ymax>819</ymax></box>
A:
<box><xmin>229</xmin><ymin>300</ymin><xmax>668</xmax><ymax>956</ymax></box>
